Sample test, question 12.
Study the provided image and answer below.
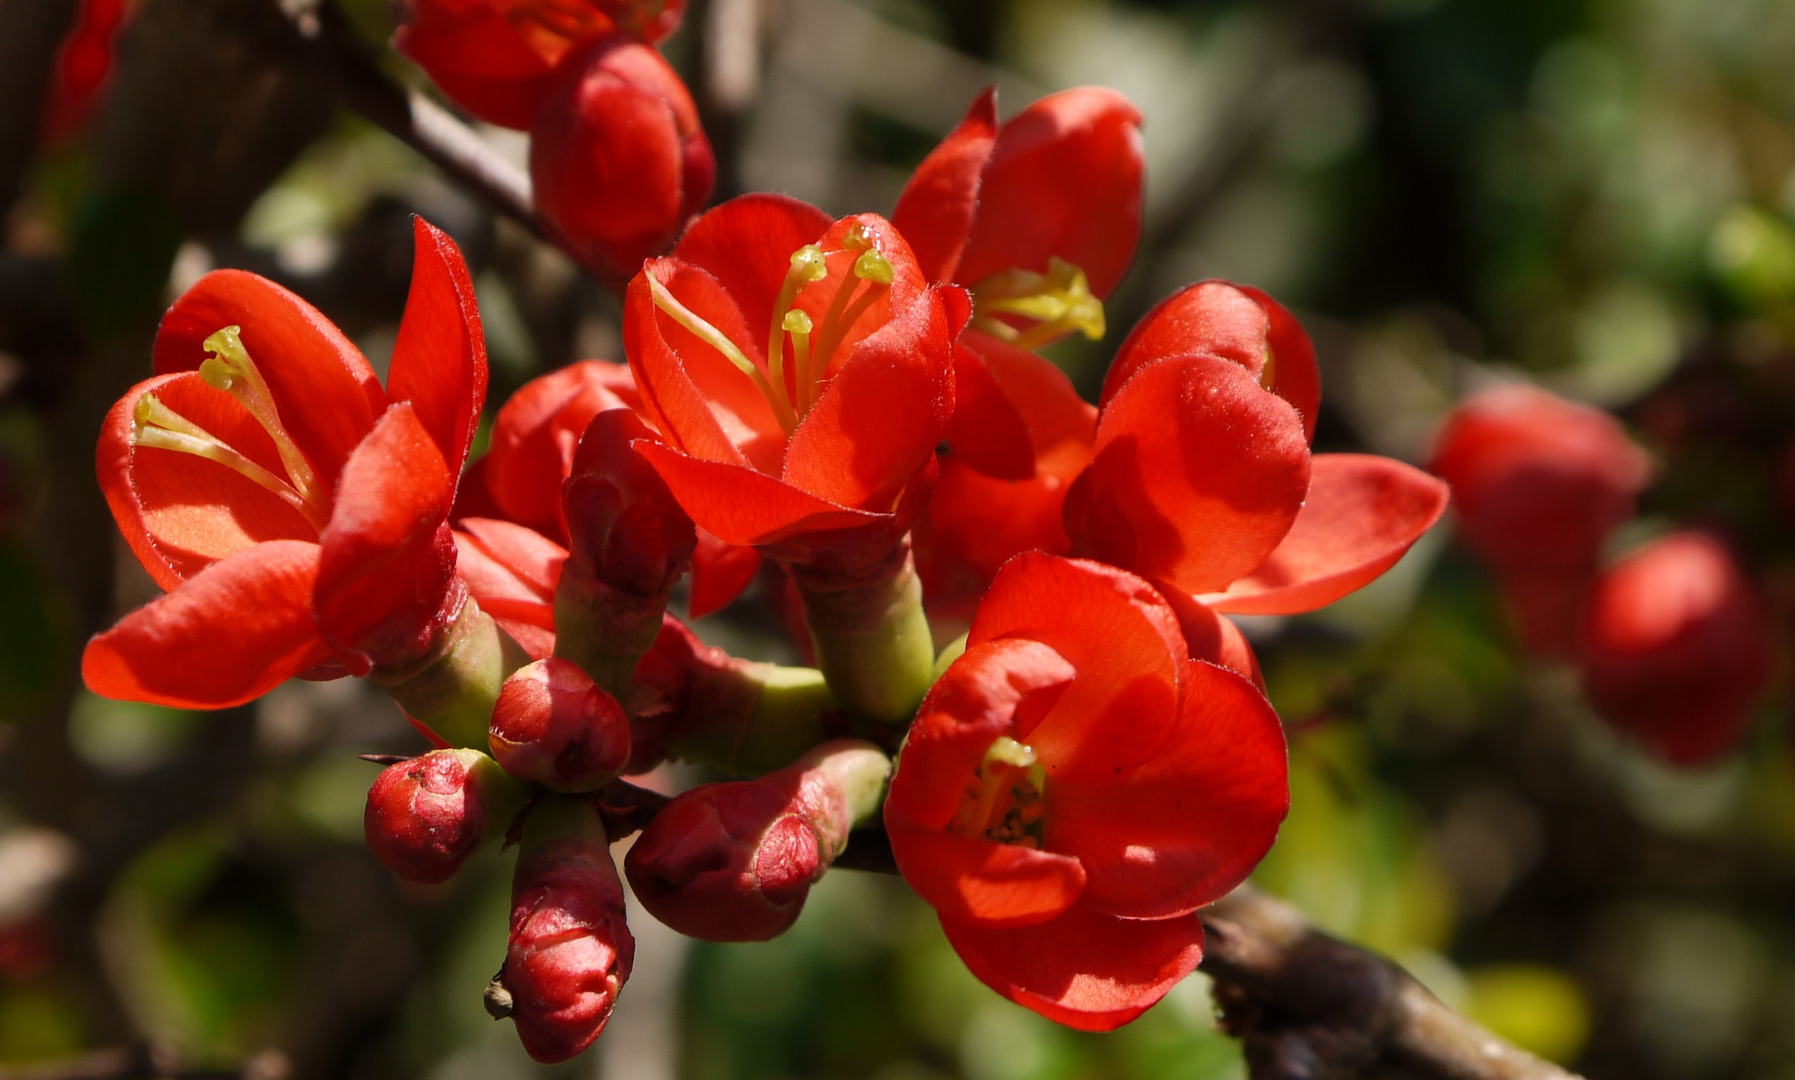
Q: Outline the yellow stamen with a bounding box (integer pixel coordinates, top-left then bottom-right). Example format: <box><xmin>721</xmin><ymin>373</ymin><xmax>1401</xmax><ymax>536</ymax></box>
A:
<box><xmin>131</xmin><ymin>392</ymin><xmax>330</xmax><ymax>532</ymax></box>
<box><xmin>646</xmin><ymin>269</ymin><xmax>799</xmax><ymax>434</ymax></box>
<box><xmin>766</xmin><ymin>246</ymin><xmax>827</xmax><ymax>418</ymax></box>
<box><xmin>806</xmin><ymin>248</ymin><xmax>894</xmax><ymax>387</ymax></box>
<box><xmin>951</xmin><ymin>736</ymin><xmax>1048</xmax><ymax>843</ymax></box>
<box><xmin>971</xmin><ymin>257</ymin><xmax>1106</xmax><ymax>352</ymax></box>
<box><xmin>198</xmin><ymin>327</ymin><xmax>328</xmax><ymax>516</ymax></box>
<box><xmin>783</xmin><ymin>310</ymin><xmax>815</xmax><ymax>411</ymax></box>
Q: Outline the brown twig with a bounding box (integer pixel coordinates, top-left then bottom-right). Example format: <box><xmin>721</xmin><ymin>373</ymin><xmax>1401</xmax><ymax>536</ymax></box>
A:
<box><xmin>0</xmin><ymin>1045</ymin><xmax>287</xmax><ymax>1080</ymax></box>
<box><xmin>1200</xmin><ymin>887</ymin><xmax>1582</xmax><ymax>1080</ymax></box>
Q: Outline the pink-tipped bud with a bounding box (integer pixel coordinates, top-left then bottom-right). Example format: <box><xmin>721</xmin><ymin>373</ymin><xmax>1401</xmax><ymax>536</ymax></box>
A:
<box><xmin>1581</xmin><ymin>532</ymin><xmax>1771</xmax><ymax>766</ymax></box>
<box><xmin>496</xmin><ymin>797</ymin><xmax>634</xmax><ymax>1064</ymax></box>
<box><xmin>624</xmin><ymin>740</ymin><xmax>890</xmax><ymax>942</ymax></box>
<box><xmin>364</xmin><ymin>749</ymin><xmax>524</xmax><ymax>884</ymax></box>
<box><xmin>491</xmin><ymin>659</ymin><xmax>631</xmax><ymax>792</ymax></box>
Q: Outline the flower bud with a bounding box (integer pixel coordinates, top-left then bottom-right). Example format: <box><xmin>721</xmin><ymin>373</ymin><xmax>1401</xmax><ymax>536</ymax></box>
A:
<box><xmin>1581</xmin><ymin>532</ymin><xmax>1771</xmax><ymax>766</ymax></box>
<box><xmin>625</xmin><ymin>740</ymin><xmax>889</xmax><ymax>941</ymax></box>
<box><xmin>363</xmin><ymin>748</ymin><xmax>525</xmax><ymax>884</ymax></box>
<box><xmin>490</xmin><ymin>658</ymin><xmax>631</xmax><ymax>791</ymax></box>
<box><xmin>530</xmin><ymin>34</ymin><xmax>715</xmax><ymax>283</ymax></box>
<box><xmin>497</xmin><ymin>797</ymin><xmax>634</xmax><ymax>1063</ymax></box>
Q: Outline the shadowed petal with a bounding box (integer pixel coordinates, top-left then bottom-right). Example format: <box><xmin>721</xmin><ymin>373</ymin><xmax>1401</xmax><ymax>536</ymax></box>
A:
<box><xmin>633</xmin><ymin>441</ymin><xmax>882</xmax><ymax>546</ymax></box>
<box><xmin>892</xmin><ymin>87</ymin><xmax>999</xmax><ymax>285</ymax></box>
<box><xmin>387</xmin><ymin>217</ymin><xmax>488</xmax><ymax>479</ymax></box>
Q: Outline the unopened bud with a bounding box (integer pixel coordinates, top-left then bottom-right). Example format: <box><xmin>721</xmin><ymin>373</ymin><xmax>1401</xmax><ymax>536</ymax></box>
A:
<box><xmin>363</xmin><ymin>749</ymin><xmax>525</xmax><ymax>884</ymax></box>
<box><xmin>624</xmin><ymin>740</ymin><xmax>889</xmax><ymax>941</ymax></box>
<box><xmin>491</xmin><ymin>659</ymin><xmax>631</xmax><ymax>792</ymax></box>
<box><xmin>497</xmin><ymin>797</ymin><xmax>634</xmax><ymax>1063</ymax></box>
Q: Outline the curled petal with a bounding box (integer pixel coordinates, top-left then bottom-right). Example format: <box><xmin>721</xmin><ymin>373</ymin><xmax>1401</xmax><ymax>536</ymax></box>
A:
<box><xmin>1155</xmin><ymin>590</ymin><xmax>1261</xmax><ymax>685</ymax></box>
<box><xmin>633</xmin><ymin>441</ymin><xmax>881</xmax><ymax>547</ymax></box>
<box><xmin>889</xmin><ymin>826</ymin><xmax>1085</xmax><ymax>929</ymax></box>
<box><xmin>943</xmin><ymin>342</ymin><xmax>1035</xmax><ymax>480</ymax></box>
<box><xmin>1048</xmin><ymin>660</ymin><xmax>1288</xmax><ymax>919</ymax></box>
<box><xmin>892</xmin><ymin>87</ymin><xmax>999</xmax><ymax>285</ymax></box>
<box><xmin>1207</xmin><ymin>454</ymin><xmax>1449</xmax><ymax>616</ymax></box>
<box><xmin>969</xmin><ymin>553</ymin><xmax>1185</xmax><ymax>781</ymax></box>
<box><xmin>1069</xmin><ymin>355</ymin><xmax>1310</xmax><ymax>596</ymax></box>
<box><xmin>941</xmin><ymin>904</ymin><xmax>1204</xmax><ymax>1032</ymax></box>
<box><xmin>689</xmin><ymin>529</ymin><xmax>762</xmax><ymax>618</ymax></box>
<box><xmin>82</xmin><ymin>540</ymin><xmax>331</xmax><ymax>708</ymax></box>
<box><xmin>101</xmin><ymin>373</ymin><xmax>315</xmax><ymax>590</ymax></box>
<box><xmin>154</xmin><ymin>269</ymin><xmax>385</xmax><ymax>486</ymax></box>
<box><xmin>955</xmin><ymin>87</ymin><xmax>1144</xmax><ymax>299</ymax></box>
<box><xmin>1102</xmin><ymin>282</ymin><xmax>1320</xmax><ymax>440</ymax></box>
<box><xmin>316</xmin><ymin>404</ymin><xmax>458</xmax><ymax>673</ymax></box>
<box><xmin>387</xmin><ymin>217</ymin><xmax>488</xmax><ymax>481</ymax></box>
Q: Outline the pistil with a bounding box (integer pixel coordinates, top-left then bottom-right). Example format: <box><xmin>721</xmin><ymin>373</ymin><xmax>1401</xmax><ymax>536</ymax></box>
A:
<box><xmin>952</xmin><ymin>735</ymin><xmax>1048</xmax><ymax>847</ymax></box>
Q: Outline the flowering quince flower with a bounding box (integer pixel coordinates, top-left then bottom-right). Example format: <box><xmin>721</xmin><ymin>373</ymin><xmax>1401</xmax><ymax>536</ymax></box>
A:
<box><xmin>531</xmin><ymin>33</ymin><xmax>715</xmax><ymax>284</ymax></box>
<box><xmin>453</xmin><ymin>516</ymin><xmax>568</xmax><ymax>662</ymax></box>
<box><xmin>1580</xmin><ymin>532</ymin><xmax>1771</xmax><ymax>766</ymax></box>
<box><xmin>364</xmin><ymin>748</ymin><xmax>527</xmax><ymax>884</ymax></box>
<box><xmin>625</xmin><ymin>739</ymin><xmax>890</xmax><ymax>941</ymax></box>
<box><xmin>623</xmin><ymin>195</ymin><xmax>968</xmax><ymax>722</ymax></box>
<box><xmin>395</xmin><ymin>0</ymin><xmax>686</xmax><ymax>128</ymax></box>
<box><xmin>892</xmin><ymin>86</ymin><xmax>1142</xmax><ymax>480</ymax></box>
<box><xmin>1428</xmin><ymin>384</ymin><xmax>1651</xmax><ymax>659</ymax></box>
<box><xmin>492</xmin><ymin>796</ymin><xmax>634</xmax><ymax>1064</ymax></box>
<box><xmin>885</xmin><ymin>552</ymin><xmax>1288</xmax><ymax>1030</ymax></box>
<box><xmin>82</xmin><ymin>219</ymin><xmax>500</xmax><ymax>744</ymax></box>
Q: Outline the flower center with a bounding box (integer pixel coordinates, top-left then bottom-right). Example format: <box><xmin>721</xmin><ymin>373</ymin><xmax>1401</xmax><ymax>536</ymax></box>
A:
<box><xmin>644</xmin><ymin>224</ymin><xmax>894</xmax><ymax>437</ymax></box>
<box><xmin>970</xmin><ymin>257</ymin><xmax>1106</xmax><ymax>352</ymax></box>
<box><xmin>130</xmin><ymin>326</ymin><xmax>332</xmax><ymax>533</ymax></box>
<box><xmin>950</xmin><ymin>736</ymin><xmax>1047</xmax><ymax>848</ymax></box>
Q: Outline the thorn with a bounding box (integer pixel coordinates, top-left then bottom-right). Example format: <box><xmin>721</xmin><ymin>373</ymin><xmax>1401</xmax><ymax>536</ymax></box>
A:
<box><xmin>358</xmin><ymin>753</ymin><xmax>411</xmax><ymax>766</ymax></box>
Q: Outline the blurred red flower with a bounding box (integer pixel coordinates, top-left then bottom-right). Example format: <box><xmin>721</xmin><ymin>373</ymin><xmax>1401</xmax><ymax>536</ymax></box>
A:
<box><xmin>885</xmin><ymin>553</ymin><xmax>1288</xmax><ymax>1029</ymax></box>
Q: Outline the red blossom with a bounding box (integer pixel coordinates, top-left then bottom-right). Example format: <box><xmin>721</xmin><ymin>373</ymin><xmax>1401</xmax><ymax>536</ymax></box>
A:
<box><xmin>395</xmin><ymin>0</ymin><xmax>686</xmax><ymax>129</ymax></box>
<box><xmin>624</xmin><ymin>196</ymin><xmax>966</xmax><ymax>550</ymax></box>
<box><xmin>82</xmin><ymin>218</ymin><xmax>486</xmax><ymax>708</ymax></box>
<box><xmin>531</xmin><ymin>34</ymin><xmax>714</xmax><ymax>283</ymax></box>
<box><xmin>1580</xmin><ymin>533</ymin><xmax>1771</xmax><ymax>766</ymax></box>
<box><xmin>885</xmin><ymin>553</ymin><xmax>1289</xmax><ymax>1029</ymax></box>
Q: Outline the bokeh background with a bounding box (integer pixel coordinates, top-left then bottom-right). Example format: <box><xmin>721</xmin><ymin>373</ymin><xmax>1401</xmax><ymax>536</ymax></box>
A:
<box><xmin>4</xmin><ymin>0</ymin><xmax>1795</xmax><ymax>1076</ymax></box>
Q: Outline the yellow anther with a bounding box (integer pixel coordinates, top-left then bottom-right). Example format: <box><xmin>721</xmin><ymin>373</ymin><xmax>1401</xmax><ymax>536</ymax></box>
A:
<box><xmin>197</xmin><ymin>325</ymin><xmax>249</xmax><ymax>391</ymax></box>
<box><xmin>789</xmin><ymin>245</ymin><xmax>828</xmax><ymax>282</ymax></box>
<box><xmin>853</xmin><ymin>248</ymin><xmax>894</xmax><ymax>285</ymax></box>
<box><xmin>985</xmin><ymin>735</ymin><xmax>1037</xmax><ymax>770</ymax></box>
<box><xmin>951</xmin><ymin>735</ymin><xmax>1049</xmax><ymax>842</ymax></box>
<box><xmin>783</xmin><ymin>310</ymin><xmax>814</xmax><ymax>334</ymax></box>
<box><xmin>842</xmin><ymin>222</ymin><xmax>873</xmax><ymax>251</ymax></box>
<box><xmin>972</xmin><ymin>257</ymin><xmax>1107</xmax><ymax>351</ymax></box>
<box><xmin>1260</xmin><ymin>346</ymin><xmax>1278</xmax><ymax>392</ymax></box>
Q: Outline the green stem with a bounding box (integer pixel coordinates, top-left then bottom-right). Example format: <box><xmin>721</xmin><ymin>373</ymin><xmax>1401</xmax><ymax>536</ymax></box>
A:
<box><xmin>374</xmin><ymin>596</ymin><xmax>529</xmax><ymax>749</ymax></box>
<box><xmin>669</xmin><ymin>661</ymin><xmax>838</xmax><ymax>776</ymax></box>
<box><xmin>793</xmin><ymin>551</ymin><xmax>935</xmax><ymax>732</ymax></box>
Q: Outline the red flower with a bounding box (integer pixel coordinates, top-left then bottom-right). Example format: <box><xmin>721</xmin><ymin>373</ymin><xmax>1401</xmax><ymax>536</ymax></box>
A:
<box><xmin>453</xmin><ymin>516</ymin><xmax>567</xmax><ymax>662</ymax></box>
<box><xmin>1429</xmin><ymin>385</ymin><xmax>1650</xmax><ymax>657</ymax></box>
<box><xmin>531</xmin><ymin>34</ymin><xmax>715</xmax><ymax>283</ymax></box>
<box><xmin>885</xmin><ymin>553</ymin><xmax>1288</xmax><ymax>1030</ymax></box>
<box><xmin>39</xmin><ymin>0</ymin><xmax>128</xmax><ymax>146</ymax></box>
<box><xmin>395</xmin><ymin>0</ymin><xmax>686</xmax><ymax>128</ymax></box>
<box><xmin>624</xmin><ymin>196</ymin><xmax>966</xmax><ymax>549</ymax></box>
<box><xmin>624</xmin><ymin>740</ymin><xmax>890</xmax><ymax>941</ymax></box>
<box><xmin>1580</xmin><ymin>533</ymin><xmax>1771</xmax><ymax>766</ymax></box>
<box><xmin>83</xmin><ymin>218</ymin><xmax>486</xmax><ymax>709</ymax></box>
<box><xmin>893</xmin><ymin>87</ymin><xmax>1142</xmax><ymax>479</ymax></box>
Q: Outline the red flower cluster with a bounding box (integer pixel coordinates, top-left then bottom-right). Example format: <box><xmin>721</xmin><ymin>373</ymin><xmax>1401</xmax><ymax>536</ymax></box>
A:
<box><xmin>81</xmin><ymin>70</ymin><xmax>1458</xmax><ymax>1058</ymax></box>
<box><xmin>1429</xmin><ymin>386</ymin><xmax>1771</xmax><ymax>765</ymax></box>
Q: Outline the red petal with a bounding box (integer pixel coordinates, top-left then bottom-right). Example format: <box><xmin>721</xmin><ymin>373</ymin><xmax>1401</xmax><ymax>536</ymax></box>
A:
<box><xmin>955</xmin><ymin>88</ymin><xmax>1144</xmax><ymax>299</ymax></box>
<box><xmin>316</xmin><ymin>404</ymin><xmax>458</xmax><ymax>672</ymax></box>
<box><xmin>624</xmin><ymin>257</ymin><xmax>782</xmax><ymax>473</ymax></box>
<box><xmin>943</xmin><ymin>341</ymin><xmax>1035</xmax><ymax>480</ymax></box>
<box><xmin>968</xmin><ymin>554</ymin><xmax>1185</xmax><ymax>781</ymax></box>
<box><xmin>885</xmin><ymin>637</ymin><xmax>1076</xmax><ymax>830</ymax></box>
<box><xmin>387</xmin><ymin>217</ymin><xmax>488</xmax><ymax>480</ymax></box>
<box><xmin>393</xmin><ymin>1</ymin><xmax>574</xmax><ymax>128</ymax></box>
<box><xmin>892</xmin><ymin>87</ymin><xmax>999</xmax><ymax>285</ymax></box>
<box><xmin>1155</xmin><ymin>590</ymin><xmax>1261</xmax><ymax>686</ymax></box>
<box><xmin>633</xmin><ymin>441</ymin><xmax>881</xmax><ymax>546</ymax></box>
<box><xmin>914</xmin><ymin>449</ymin><xmax>1084</xmax><ymax>622</ymax></box>
<box><xmin>101</xmin><ymin>373</ymin><xmax>315</xmax><ymax>589</ymax></box>
<box><xmin>1102</xmin><ymin>282</ymin><xmax>1320</xmax><ymax>440</ymax></box>
<box><xmin>1207</xmin><ymin>454</ymin><xmax>1449</xmax><ymax>616</ymax></box>
<box><xmin>941</xmin><ymin>904</ymin><xmax>1204</xmax><ymax>1031</ymax></box>
<box><xmin>1049</xmin><ymin>659</ymin><xmax>1288</xmax><ymax>920</ymax></box>
<box><xmin>672</xmin><ymin>194</ymin><xmax>835</xmax><ymax>340</ymax></box>
<box><xmin>458</xmin><ymin>517</ymin><xmax>566</xmax><ymax>598</ymax></box>
<box><xmin>974</xmin><ymin>332</ymin><xmax>1099</xmax><ymax>456</ymax></box>
<box><xmin>688</xmin><ymin>529</ymin><xmax>762</xmax><ymax>618</ymax></box>
<box><xmin>453</xmin><ymin>522</ymin><xmax>563</xmax><ymax>661</ymax></box>
<box><xmin>1069</xmin><ymin>355</ymin><xmax>1310</xmax><ymax>595</ymax></box>
<box><xmin>486</xmin><ymin>360</ymin><xmax>638</xmax><ymax>541</ymax></box>
<box><xmin>82</xmin><ymin>540</ymin><xmax>331</xmax><ymax>708</ymax></box>
<box><xmin>782</xmin><ymin>286</ymin><xmax>957</xmax><ymax>511</ymax></box>
<box><xmin>155</xmin><ymin>269</ymin><xmax>385</xmax><ymax>487</ymax></box>
<box><xmin>889</xmin><ymin>825</ymin><xmax>1085</xmax><ymax>928</ymax></box>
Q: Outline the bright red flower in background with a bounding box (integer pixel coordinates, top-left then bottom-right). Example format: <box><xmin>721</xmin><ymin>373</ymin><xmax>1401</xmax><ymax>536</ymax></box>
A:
<box><xmin>623</xmin><ymin>196</ymin><xmax>965</xmax><ymax>550</ymax></box>
<box><xmin>893</xmin><ymin>87</ymin><xmax>1142</xmax><ymax>479</ymax></box>
<box><xmin>1580</xmin><ymin>532</ymin><xmax>1771</xmax><ymax>766</ymax></box>
<box><xmin>531</xmin><ymin>34</ymin><xmax>715</xmax><ymax>284</ymax></box>
<box><xmin>886</xmin><ymin>553</ymin><xmax>1288</xmax><ymax>1030</ymax></box>
<box><xmin>39</xmin><ymin>0</ymin><xmax>129</xmax><ymax>146</ymax></box>
<box><xmin>83</xmin><ymin>218</ymin><xmax>486</xmax><ymax>708</ymax></box>
<box><xmin>1428</xmin><ymin>384</ymin><xmax>1651</xmax><ymax>658</ymax></box>
<box><xmin>395</xmin><ymin>0</ymin><xmax>685</xmax><ymax>128</ymax></box>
